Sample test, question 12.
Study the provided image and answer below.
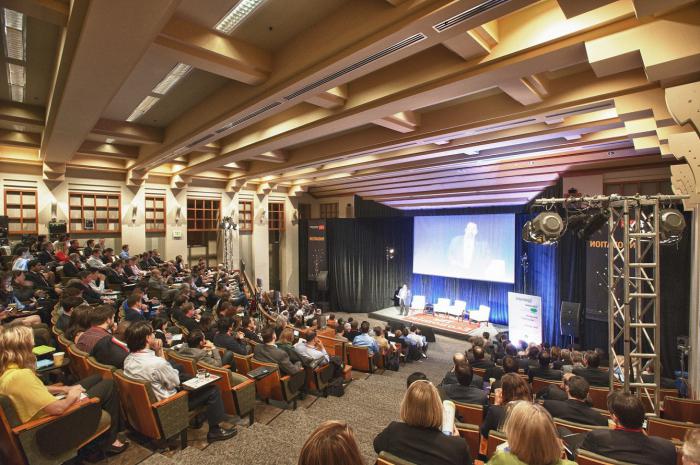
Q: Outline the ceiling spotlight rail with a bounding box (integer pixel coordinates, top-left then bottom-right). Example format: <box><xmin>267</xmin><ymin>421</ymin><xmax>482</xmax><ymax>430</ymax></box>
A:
<box><xmin>528</xmin><ymin>193</ymin><xmax>688</xmax><ymax>416</ymax></box>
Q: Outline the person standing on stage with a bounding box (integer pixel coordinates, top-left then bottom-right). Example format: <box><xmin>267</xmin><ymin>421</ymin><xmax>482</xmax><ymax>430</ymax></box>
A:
<box><xmin>398</xmin><ymin>283</ymin><xmax>411</xmax><ymax>316</ymax></box>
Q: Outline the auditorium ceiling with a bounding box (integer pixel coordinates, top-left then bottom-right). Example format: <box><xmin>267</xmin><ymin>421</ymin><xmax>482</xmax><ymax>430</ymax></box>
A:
<box><xmin>1</xmin><ymin>0</ymin><xmax>699</xmax><ymax>208</ymax></box>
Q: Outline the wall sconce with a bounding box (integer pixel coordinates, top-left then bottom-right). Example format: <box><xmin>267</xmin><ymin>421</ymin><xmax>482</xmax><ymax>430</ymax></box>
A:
<box><xmin>175</xmin><ymin>206</ymin><xmax>182</xmax><ymax>224</ymax></box>
<box><xmin>259</xmin><ymin>208</ymin><xmax>267</xmax><ymax>224</ymax></box>
<box><xmin>50</xmin><ymin>201</ymin><xmax>58</xmax><ymax>221</ymax></box>
<box><xmin>131</xmin><ymin>205</ymin><xmax>138</xmax><ymax>224</ymax></box>
<box><xmin>291</xmin><ymin>209</ymin><xmax>299</xmax><ymax>225</ymax></box>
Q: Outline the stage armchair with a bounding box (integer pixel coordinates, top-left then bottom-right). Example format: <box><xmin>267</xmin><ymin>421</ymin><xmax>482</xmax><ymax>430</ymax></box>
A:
<box><xmin>468</xmin><ymin>305</ymin><xmax>491</xmax><ymax>324</ymax></box>
<box><xmin>0</xmin><ymin>395</ymin><xmax>110</xmax><ymax>465</ymax></box>
<box><xmin>448</xmin><ymin>300</ymin><xmax>467</xmax><ymax>319</ymax></box>
<box><xmin>433</xmin><ymin>298</ymin><xmax>451</xmax><ymax>316</ymax></box>
<box><xmin>410</xmin><ymin>295</ymin><xmax>426</xmax><ymax>312</ymax></box>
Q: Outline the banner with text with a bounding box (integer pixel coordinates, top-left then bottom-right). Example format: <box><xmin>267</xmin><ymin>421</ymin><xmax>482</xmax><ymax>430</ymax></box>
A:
<box><xmin>507</xmin><ymin>292</ymin><xmax>543</xmax><ymax>344</ymax></box>
<box><xmin>307</xmin><ymin>220</ymin><xmax>327</xmax><ymax>280</ymax></box>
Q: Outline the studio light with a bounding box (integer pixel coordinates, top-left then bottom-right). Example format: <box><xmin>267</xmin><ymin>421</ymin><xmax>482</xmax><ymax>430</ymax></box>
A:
<box><xmin>658</xmin><ymin>208</ymin><xmax>686</xmax><ymax>245</ymax></box>
<box><xmin>522</xmin><ymin>211</ymin><xmax>564</xmax><ymax>244</ymax></box>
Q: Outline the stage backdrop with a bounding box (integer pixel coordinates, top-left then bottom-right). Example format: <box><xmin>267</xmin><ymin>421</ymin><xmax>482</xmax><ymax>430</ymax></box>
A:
<box><xmin>300</xmin><ymin>198</ymin><xmax>691</xmax><ymax>375</ymax></box>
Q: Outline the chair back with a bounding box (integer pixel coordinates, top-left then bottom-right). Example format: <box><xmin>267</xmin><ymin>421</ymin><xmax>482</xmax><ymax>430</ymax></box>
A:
<box><xmin>472</xmin><ymin>367</ymin><xmax>486</xmax><ymax>379</ymax></box>
<box><xmin>232</xmin><ymin>353</ymin><xmax>253</xmax><ymax>376</ymax></box>
<box><xmin>164</xmin><ymin>349</ymin><xmax>197</xmax><ymax>377</ymax></box>
<box><xmin>454</xmin><ymin>300</ymin><xmax>467</xmax><ymax>311</ymax></box>
<box><xmin>66</xmin><ymin>344</ymin><xmax>91</xmax><ymax>380</ymax></box>
<box><xmin>455</xmin><ymin>422</ymin><xmax>480</xmax><ymax>459</ymax></box>
<box><xmin>647</xmin><ymin>417</ymin><xmax>699</xmax><ymax>442</ymax></box>
<box><xmin>639</xmin><ymin>387</ymin><xmax>678</xmax><ymax>413</ymax></box>
<box><xmin>486</xmin><ymin>430</ymin><xmax>507</xmax><ymax>458</ymax></box>
<box><xmin>588</xmin><ymin>386</ymin><xmax>613</xmax><ymax>409</ymax></box>
<box><xmin>347</xmin><ymin>345</ymin><xmax>373</xmax><ymax>372</ymax></box>
<box><xmin>664</xmin><ymin>396</ymin><xmax>700</xmax><ymax>423</ymax></box>
<box><xmin>0</xmin><ymin>395</ymin><xmax>25</xmax><ymax>465</ymax></box>
<box><xmin>553</xmin><ymin>418</ymin><xmax>608</xmax><ymax>434</ymax></box>
<box><xmin>55</xmin><ymin>334</ymin><xmax>70</xmax><ymax>354</ymax></box>
<box><xmin>197</xmin><ymin>362</ymin><xmax>237</xmax><ymax>415</ymax></box>
<box><xmin>86</xmin><ymin>356</ymin><xmax>116</xmax><ymax>380</ymax></box>
<box><xmin>317</xmin><ymin>327</ymin><xmax>335</xmax><ymax>338</ymax></box>
<box><xmin>377</xmin><ymin>451</ymin><xmax>418</xmax><ymax>465</ymax></box>
<box><xmin>532</xmin><ymin>377</ymin><xmax>561</xmax><ymax>395</ymax></box>
<box><xmin>249</xmin><ymin>358</ymin><xmax>283</xmax><ymax>401</ymax></box>
<box><xmin>576</xmin><ymin>449</ymin><xmax>636</xmax><ymax>465</ymax></box>
<box><xmin>112</xmin><ymin>370</ymin><xmax>162</xmax><ymax>440</ymax></box>
<box><xmin>454</xmin><ymin>402</ymin><xmax>484</xmax><ymax>425</ymax></box>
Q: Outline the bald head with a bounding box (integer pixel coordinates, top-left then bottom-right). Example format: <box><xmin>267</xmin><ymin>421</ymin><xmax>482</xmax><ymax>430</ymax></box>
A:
<box><xmin>453</xmin><ymin>352</ymin><xmax>466</xmax><ymax>366</ymax></box>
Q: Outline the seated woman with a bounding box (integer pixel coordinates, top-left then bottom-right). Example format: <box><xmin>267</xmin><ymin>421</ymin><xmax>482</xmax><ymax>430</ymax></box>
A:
<box><xmin>481</xmin><ymin>373</ymin><xmax>531</xmax><ymax>439</ymax></box>
<box><xmin>298</xmin><ymin>420</ymin><xmax>364</xmax><ymax>465</ymax></box>
<box><xmin>277</xmin><ymin>327</ymin><xmax>303</xmax><ymax>365</ymax></box>
<box><xmin>374</xmin><ymin>379</ymin><xmax>473</xmax><ymax>465</ymax></box>
<box><xmin>487</xmin><ymin>401</ymin><xmax>575</xmax><ymax>465</ymax></box>
<box><xmin>0</xmin><ymin>325</ymin><xmax>128</xmax><ymax>455</ymax></box>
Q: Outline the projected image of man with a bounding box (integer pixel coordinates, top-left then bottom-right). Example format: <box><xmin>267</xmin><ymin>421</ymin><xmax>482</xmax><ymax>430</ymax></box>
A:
<box><xmin>447</xmin><ymin>222</ymin><xmax>505</xmax><ymax>280</ymax></box>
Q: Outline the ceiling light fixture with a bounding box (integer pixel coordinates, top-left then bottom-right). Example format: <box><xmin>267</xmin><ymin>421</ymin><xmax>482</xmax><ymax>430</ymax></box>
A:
<box><xmin>3</xmin><ymin>8</ymin><xmax>25</xmax><ymax>103</ymax></box>
<box><xmin>215</xmin><ymin>0</ymin><xmax>265</xmax><ymax>35</ymax></box>
<box><xmin>10</xmin><ymin>85</ymin><xmax>23</xmax><ymax>102</ymax></box>
<box><xmin>152</xmin><ymin>63</ymin><xmax>192</xmax><ymax>95</ymax></box>
<box><xmin>126</xmin><ymin>95</ymin><xmax>160</xmax><ymax>122</ymax></box>
<box><xmin>105</xmin><ymin>138</ymin><xmax>115</xmax><ymax>144</ymax></box>
<box><xmin>7</xmin><ymin>62</ymin><xmax>25</xmax><ymax>86</ymax></box>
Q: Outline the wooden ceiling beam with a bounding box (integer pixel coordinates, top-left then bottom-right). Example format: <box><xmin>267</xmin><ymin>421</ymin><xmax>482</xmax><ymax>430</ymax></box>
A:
<box><xmin>1</xmin><ymin>0</ymin><xmax>68</xmax><ymax>27</ymax></box>
<box><xmin>91</xmin><ymin>119</ymin><xmax>163</xmax><ymax>145</ymax></box>
<box><xmin>76</xmin><ymin>140</ymin><xmax>139</xmax><ymax>159</ymax></box>
<box><xmin>0</xmin><ymin>130</ymin><xmax>41</xmax><ymax>148</ymax></box>
<box><xmin>305</xmin><ymin>85</ymin><xmax>347</xmax><ymax>109</ymax></box>
<box><xmin>153</xmin><ymin>16</ymin><xmax>272</xmax><ymax>85</ymax></box>
<box><xmin>373</xmin><ymin>110</ymin><xmax>420</xmax><ymax>133</ymax></box>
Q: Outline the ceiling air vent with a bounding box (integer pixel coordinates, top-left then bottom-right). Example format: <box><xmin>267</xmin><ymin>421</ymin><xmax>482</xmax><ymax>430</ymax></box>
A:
<box><xmin>283</xmin><ymin>33</ymin><xmax>427</xmax><ymax>101</ymax></box>
<box><xmin>472</xmin><ymin>118</ymin><xmax>537</xmax><ymax>133</ymax></box>
<box><xmin>433</xmin><ymin>0</ymin><xmax>510</xmax><ymax>32</ymax></box>
<box><xmin>221</xmin><ymin>101</ymin><xmax>282</xmax><ymax>131</ymax></box>
<box><xmin>186</xmin><ymin>133</ymin><xmax>215</xmax><ymax>149</ymax></box>
<box><xmin>544</xmin><ymin>102</ymin><xmax>614</xmax><ymax>120</ymax></box>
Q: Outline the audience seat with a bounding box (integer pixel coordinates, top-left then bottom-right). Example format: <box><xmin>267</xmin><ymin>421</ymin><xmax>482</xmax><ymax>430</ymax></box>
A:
<box><xmin>347</xmin><ymin>345</ymin><xmax>375</xmax><ymax>373</ymax></box>
<box><xmin>377</xmin><ymin>451</ymin><xmax>418</xmax><ymax>465</ymax></box>
<box><xmin>553</xmin><ymin>418</ymin><xmax>609</xmax><ymax>434</ymax></box>
<box><xmin>455</xmin><ymin>422</ymin><xmax>480</xmax><ymax>461</ymax></box>
<box><xmin>232</xmin><ymin>352</ymin><xmax>253</xmax><ymax>376</ymax></box>
<box><xmin>304</xmin><ymin>363</ymin><xmax>334</xmax><ymax>396</ymax></box>
<box><xmin>576</xmin><ymin>449</ymin><xmax>636</xmax><ymax>465</ymax></box>
<box><xmin>638</xmin><ymin>387</ymin><xmax>678</xmax><ymax>413</ymax></box>
<box><xmin>532</xmin><ymin>377</ymin><xmax>560</xmax><ymax>395</ymax></box>
<box><xmin>112</xmin><ymin>369</ymin><xmax>190</xmax><ymax>449</ymax></box>
<box><xmin>85</xmin><ymin>356</ymin><xmax>116</xmax><ymax>380</ymax></box>
<box><xmin>647</xmin><ymin>416</ymin><xmax>699</xmax><ymax>442</ymax></box>
<box><xmin>588</xmin><ymin>386</ymin><xmax>617</xmax><ymax>410</ymax></box>
<box><xmin>663</xmin><ymin>396</ymin><xmax>700</xmax><ymax>423</ymax></box>
<box><xmin>0</xmin><ymin>394</ymin><xmax>110</xmax><ymax>465</ymax></box>
<box><xmin>249</xmin><ymin>359</ymin><xmax>302</xmax><ymax>410</ymax></box>
<box><xmin>197</xmin><ymin>361</ymin><xmax>256</xmax><ymax>425</ymax></box>
<box><xmin>486</xmin><ymin>430</ymin><xmax>507</xmax><ymax>459</ymax></box>
<box><xmin>163</xmin><ymin>349</ymin><xmax>197</xmax><ymax>377</ymax></box>
<box><xmin>454</xmin><ymin>401</ymin><xmax>485</xmax><ymax>425</ymax></box>
<box><xmin>66</xmin><ymin>344</ymin><xmax>91</xmax><ymax>380</ymax></box>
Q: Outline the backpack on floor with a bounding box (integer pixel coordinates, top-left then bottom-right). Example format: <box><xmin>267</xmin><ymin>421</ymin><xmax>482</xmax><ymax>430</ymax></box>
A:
<box><xmin>385</xmin><ymin>353</ymin><xmax>400</xmax><ymax>371</ymax></box>
<box><xmin>326</xmin><ymin>377</ymin><xmax>345</xmax><ymax>397</ymax></box>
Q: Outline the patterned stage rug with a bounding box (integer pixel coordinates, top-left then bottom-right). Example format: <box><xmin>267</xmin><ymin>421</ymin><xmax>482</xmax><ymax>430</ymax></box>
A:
<box><xmin>401</xmin><ymin>313</ymin><xmax>480</xmax><ymax>335</ymax></box>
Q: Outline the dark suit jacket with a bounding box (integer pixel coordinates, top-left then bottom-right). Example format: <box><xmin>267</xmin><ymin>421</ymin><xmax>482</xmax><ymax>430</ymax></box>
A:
<box><xmin>581</xmin><ymin>429</ymin><xmax>677</xmax><ymax>465</ymax></box>
<box><xmin>485</xmin><ymin>366</ymin><xmax>505</xmax><ymax>382</ymax></box>
<box><xmin>543</xmin><ymin>399</ymin><xmax>608</xmax><ymax>426</ymax></box>
<box><xmin>471</xmin><ymin>359</ymin><xmax>495</xmax><ymax>369</ymax></box>
<box><xmin>442</xmin><ymin>383</ymin><xmax>488</xmax><ymax>405</ymax></box>
<box><xmin>213</xmin><ymin>332</ymin><xmax>249</xmax><ymax>355</ymax></box>
<box><xmin>124</xmin><ymin>307</ymin><xmax>145</xmax><ymax>322</ymax></box>
<box><xmin>573</xmin><ymin>367</ymin><xmax>610</xmax><ymax>387</ymax></box>
<box><xmin>62</xmin><ymin>261</ymin><xmax>81</xmax><ymax>277</ymax></box>
<box><xmin>480</xmin><ymin>404</ymin><xmax>505</xmax><ymax>438</ymax></box>
<box><xmin>440</xmin><ymin>371</ymin><xmax>483</xmax><ymax>389</ymax></box>
<box><xmin>78</xmin><ymin>283</ymin><xmax>102</xmax><ymax>304</ymax></box>
<box><xmin>528</xmin><ymin>367</ymin><xmax>563</xmax><ymax>383</ymax></box>
<box><xmin>253</xmin><ymin>343</ymin><xmax>301</xmax><ymax>375</ymax></box>
<box><xmin>38</xmin><ymin>251</ymin><xmax>55</xmax><ymax>265</ymax></box>
<box><xmin>90</xmin><ymin>336</ymin><xmax>129</xmax><ymax>369</ymax></box>
<box><xmin>374</xmin><ymin>421</ymin><xmax>472</xmax><ymax>465</ymax></box>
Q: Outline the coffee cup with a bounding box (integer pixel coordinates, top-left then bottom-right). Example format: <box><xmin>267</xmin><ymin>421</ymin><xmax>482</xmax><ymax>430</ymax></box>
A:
<box><xmin>53</xmin><ymin>352</ymin><xmax>65</xmax><ymax>366</ymax></box>
<box><xmin>489</xmin><ymin>377</ymin><xmax>496</xmax><ymax>385</ymax></box>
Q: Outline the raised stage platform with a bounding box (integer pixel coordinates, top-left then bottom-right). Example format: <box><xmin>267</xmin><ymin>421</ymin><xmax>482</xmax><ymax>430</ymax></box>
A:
<box><xmin>369</xmin><ymin>306</ymin><xmax>506</xmax><ymax>342</ymax></box>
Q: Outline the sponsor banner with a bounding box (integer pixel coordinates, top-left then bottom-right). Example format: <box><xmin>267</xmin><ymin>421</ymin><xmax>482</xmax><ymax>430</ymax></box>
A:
<box><xmin>308</xmin><ymin>220</ymin><xmax>327</xmax><ymax>280</ymax></box>
<box><xmin>507</xmin><ymin>292</ymin><xmax>542</xmax><ymax>344</ymax></box>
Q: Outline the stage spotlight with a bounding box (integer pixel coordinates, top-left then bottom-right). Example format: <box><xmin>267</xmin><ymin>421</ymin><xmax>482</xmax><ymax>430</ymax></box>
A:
<box><xmin>658</xmin><ymin>208</ymin><xmax>686</xmax><ymax>245</ymax></box>
<box><xmin>522</xmin><ymin>211</ymin><xmax>564</xmax><ymax>244</ymax></box>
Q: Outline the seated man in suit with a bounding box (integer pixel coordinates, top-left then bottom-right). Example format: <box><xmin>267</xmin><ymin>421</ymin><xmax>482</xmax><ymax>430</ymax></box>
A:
<box><xmin>177</xmin><ymin>330</ymin><xmax>233</xmax><ymax>368</ymax></box>
<box><xmin>442</xmin><ymin>362</ymin><xmax>488</xmax><ymax>406</ymax></box>
<box><xmin>489</xmin><ymin>355</ymin><xmax>519</xmax><ymax>390</ymax></box>
<box><xmin>253</xmin><ymin>326</ymin><xmax>305</xmax><ymax>394</ymax></box>
<box><xmin>241</xmin><ymin>315</ymin><xmax>262</xmax><ymax>344</ymax></box>
<box><xmin>528</xmin><ymin>350</ymin><xmax>563</xmax><ymax>383</ymax></box>
<box><xmin>542</xmin><ymin>375</ymin><xmax>607</xmax><ymax>426</ymax></box>
<box><xmin>471</xmin><ymin>345</ymin><xmax>495</xmax><ymax>369</ymax></box>
<box><xmin>175</xmin><ymin>302</ymin><xmax>200</xmax><ymax>333</ymax></box>
<box><xmin>62</xmin><ymin>253</ymin><xmax>84</xmax><ymax>277</ymax></box>
<box><xmin>440</xmin><ymin>352</ymin><xmax>483</xmax><ymax>389</ymax></box>
<box><xmin>212</xmin><ymin>317</ymin><xmax>250</xmax><ymax>356</ymax></box>
<box><xmin>573</xmin><ymin>351</ymin><xmax>609</xmax><ymax>387</ymax></box>
<box><xmin>91</xmin><ymin>319</ymin><xmax>131</xmax><ymax>369</ymax></box>
<box><xmin>580</xmin><ymin>391</ymin><xmax>676</xmax><ymax>465</ymax></box>
<box><xmin>124</xmin><ymin>293</ymin><xmax>146</xmax><ymax>322</ymax></box>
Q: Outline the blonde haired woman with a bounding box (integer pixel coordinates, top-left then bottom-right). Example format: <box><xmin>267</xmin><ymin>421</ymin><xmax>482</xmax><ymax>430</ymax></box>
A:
<box><xmin>0</xmin><ymin>325</ymin><xmax>128</xmax><ymax>455</ymax></box>
<box><xmin>374</xmin><ymin>380</ymin><xmax>473</xmax><ymax>465</ymax></box>
<box><xmin>487</xmin><ymin>401</ymin><xmax>575</xmax><ymax>465</ymax></box>
<box><xmin>298</xmin><ymin>420</ymin><xmax>365</xmax><ymax>465</ymax></box>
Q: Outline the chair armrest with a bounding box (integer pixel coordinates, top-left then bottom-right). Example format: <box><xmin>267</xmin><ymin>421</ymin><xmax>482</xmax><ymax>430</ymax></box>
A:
<box><xmin>152</xmin><ymin>390</ymin><xmax>188</xmax><ymax>409</ymax></box>
<box><xmin>12</xmin><ymin>397</ymin><xmax>100</xmax><ymax>434</ymax></box>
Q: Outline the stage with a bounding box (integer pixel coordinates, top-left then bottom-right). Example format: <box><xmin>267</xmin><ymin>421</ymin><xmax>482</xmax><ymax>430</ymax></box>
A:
<box><xmin>369</xmin><ymin>306</ymin><xmax>506</xmax><ymax>342</ymax></box>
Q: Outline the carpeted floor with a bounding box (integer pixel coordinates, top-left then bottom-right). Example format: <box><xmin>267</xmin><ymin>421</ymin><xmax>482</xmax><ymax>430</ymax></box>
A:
<box><xmin>95</xmin><ymin>312</ymin><xmax>470</xmax><ymax>465</ymax></box>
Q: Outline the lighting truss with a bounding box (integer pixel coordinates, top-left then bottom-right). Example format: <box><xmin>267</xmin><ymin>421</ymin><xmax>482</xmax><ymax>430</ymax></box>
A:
<box><xmin>534</xmin><ymin>194</ymin><xmax>688</xmax><ymax>417</ymax></box>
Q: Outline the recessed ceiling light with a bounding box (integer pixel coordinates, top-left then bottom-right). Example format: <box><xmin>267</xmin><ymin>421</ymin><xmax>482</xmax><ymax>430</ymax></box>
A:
<box><xmin>126</xmin><ymin>95</ymin><xmax>160</xmax><ymax>122</ymax></box>
<box><xmin>3</xmin><ymin>9</ymin><xmax>23</xmax><ymax>30</ymax></box>
<box><xmin>152</xmin><ymin>63</ymin><xmax>192</xmax><ymax>95</ymax></box>
<box><xmin>106</xmin><ymin>138</ymin><xmax>115</xmax><ymax>144</ymax></box>
<box><xmin>7</xmin><ymin>63</ymin><xmax>25</xmax><ymax>86</ymax></box>
<box><xmin>215</xmin><ymin>0</ymin><xmax>265</xmax><ymax>35</ymax></box>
